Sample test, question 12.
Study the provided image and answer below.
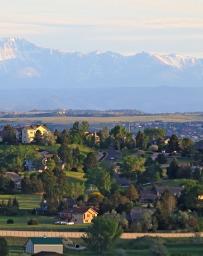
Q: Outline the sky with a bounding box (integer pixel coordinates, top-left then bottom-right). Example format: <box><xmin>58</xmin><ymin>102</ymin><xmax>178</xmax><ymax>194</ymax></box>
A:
<box><xmin>0</xmin><ymin>0</ymin><xmax>203</xmax><ymax>56</ymax></box>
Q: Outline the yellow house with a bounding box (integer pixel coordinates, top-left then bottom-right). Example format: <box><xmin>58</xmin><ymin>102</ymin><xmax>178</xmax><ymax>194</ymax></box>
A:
<box><xmin>198</xmin><ymin>195</ymin><xmax>203</xmax><ymax>200</ymax></box>
<box><xmin>72</xmin><ymin>207</ymin><xmax>98</xmax><ymax>224</ymax></box>
<box><xmin>21</xmin><ymin>125</ymin><xmax>49</xmax><ymax>144</ymax></box>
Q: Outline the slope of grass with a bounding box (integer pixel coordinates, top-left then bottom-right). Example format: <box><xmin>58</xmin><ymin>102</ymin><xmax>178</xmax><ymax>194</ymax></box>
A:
<box><xmin>0</xmin><ymin>194</ymin><xmax>42</xmax><ymax>210</ymax></box>
<box><xmin>0</xmin><ymin>215</ymin><xmax>88</xmax><ymax>231</ymax></box>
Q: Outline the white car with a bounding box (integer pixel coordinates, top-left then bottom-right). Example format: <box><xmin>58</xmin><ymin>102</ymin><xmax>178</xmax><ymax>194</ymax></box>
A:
<box><xmin>66</xmin><ymin>221</ymin><xmax>74</xmax><ymax>225</ymax></box>
<box><xmin>54</xmin><ymin>221</ymin><xmax>68</xmax><ymax>225</ymax></box>
<box><xmin>54</xmin><ymin>221</ymin><xmax>75</xmax><ymax>225</ymax></box>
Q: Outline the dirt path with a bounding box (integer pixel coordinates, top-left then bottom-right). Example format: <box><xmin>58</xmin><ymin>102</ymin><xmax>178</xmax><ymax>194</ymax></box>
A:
<box><xmin>0</xmin><ymin>230</ymin><xmax>200</xmax><ymax>239</ymax></box>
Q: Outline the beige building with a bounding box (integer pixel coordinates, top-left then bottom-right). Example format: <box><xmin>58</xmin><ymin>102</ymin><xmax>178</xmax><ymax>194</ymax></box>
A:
<box><xmin>25</xmin><ymin>237</ymin><xmax>63</xmax><ymax>255</ymax></box>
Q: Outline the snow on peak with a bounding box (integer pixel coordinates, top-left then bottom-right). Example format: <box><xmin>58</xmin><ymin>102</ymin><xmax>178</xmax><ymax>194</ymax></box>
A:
<box><xmin>0</xmin><ymin>37</ymin><xmax>37</xmax><ymax>61</ymax></box>
<box><xmin>154</xmin><ymin>53</ymin><xmax>197</xmax><ymax>69</ymax></box>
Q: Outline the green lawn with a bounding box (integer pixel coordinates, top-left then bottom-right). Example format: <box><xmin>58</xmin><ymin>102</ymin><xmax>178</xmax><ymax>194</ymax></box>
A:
<box><xmin>68</xmin><ymin>144</ymin><xmax>94</xmax><ymax>154</ymax></box>
<box><xmin>0</xmin><ymin>194</ymin><xmax>42</xmax><ymax>210</ymax></box>
<box><xmin>66</xmin><ymin>171</ymin><xmax>85</xmax><ymax>182</ymax></box>
<box><xmin>0</xmin><ymin>215</ymin><xmax>88</xmax><ymax>231</ymax></box>
<box><xmin>6</xmin><ymin>237</ymin><xmax>203</xmax><ymax>256</ymax></box>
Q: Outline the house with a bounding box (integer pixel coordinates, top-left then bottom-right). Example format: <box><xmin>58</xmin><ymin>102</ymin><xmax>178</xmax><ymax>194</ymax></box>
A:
<box><xmin>139</xmin><ymin>185</ymin><xmax>183</xmax><ymax>205</ymax></box>
<box><xmin>16</xmin><ymin>125</ymin><xmax>50</xmax><ymax>144</ymax></box>
<box><xmin>25</xmin><ymin>237</ymin><xmax>63</xmax><ymax>255</ymax></box>
<box><xmin>154</xmin><ymin>186</ymin><xmax>183</xmax><ymax>198</ymax></box>
<box><xmin>84</xmin><ymin>132</ymin><xmax>100</xmax><ymax>144</ymax></box>
<box><xmin>4</xmin><ymin>172</ymin><xmax>22</xmax><ymax>190</ymax></box>
<box><xmin>59</xmin><ymin>207</ymin><xmax>98</xmax><ymax>224</ymax></box>
<box><xmin>139</xmin><ymin>188</ymin><xmax>157</xmax><ymax>205</ymax></box>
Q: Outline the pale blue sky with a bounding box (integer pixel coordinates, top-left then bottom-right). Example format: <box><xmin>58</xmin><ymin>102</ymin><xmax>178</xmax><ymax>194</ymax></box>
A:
<box><xmin>0</xmin><ymin>0</ymin><xmax>203</xmax><ymax>56</ymax></box>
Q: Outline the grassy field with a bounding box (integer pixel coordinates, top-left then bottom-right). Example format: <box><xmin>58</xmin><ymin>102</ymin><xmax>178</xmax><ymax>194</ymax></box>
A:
<box><xmin>66</xmin><ymin>171</ymin><xmax>85</xmax><ymax>182</ymax></box>
<box><xmin>6</xmin><ymin>237</ymin><xmax>203</xmax><ymax>256</ymax></box>
<box><xmin>0</xmin><ymin>215</ymin><xmax>88</xmax><ymax>231</ymax></box>
<box><xmin>1</xmin><ymin>113</ymin><xmax>203</xmax><ymax>125</ymax></box>
<box><xmin>0</xmin><ymin>194</ymin><xmax>42</xmax><ymax>210</ymax></box>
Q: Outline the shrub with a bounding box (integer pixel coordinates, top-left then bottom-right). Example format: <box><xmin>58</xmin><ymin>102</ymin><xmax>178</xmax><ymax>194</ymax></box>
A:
<box><xmin>6</xmin><ymin>219</ymin><xmax>14</xmax><ymax>224</ymax></box>
<box><xmin>27</xmin><ymin>219</ymin><xmax>38</xmax><ymax>225</ymax></box>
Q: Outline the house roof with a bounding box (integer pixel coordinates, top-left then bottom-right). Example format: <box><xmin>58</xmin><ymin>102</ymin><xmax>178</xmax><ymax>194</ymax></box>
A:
<box><xmin>5</xmin><ymin>172</ymin><xmax>22</xmax><ymax>182</ymax></box>
<box><xmin>155</xmin><ymin>186</ymin><xmax>183</xmax><ymax>196</ymax></box>
<box><xmin>139</xmin><ymin>188</ymin><xmax>157</xmax><ymax>203</ymax></box>
<box><xmin>29</xmin><ymin>238</ymin><xmax>63</xmax><ymax>245</ymax></box>
<box><xmin>61</xmin><ymin>206</ymin><xmax>98</xmax><ymax>215</ymax></box>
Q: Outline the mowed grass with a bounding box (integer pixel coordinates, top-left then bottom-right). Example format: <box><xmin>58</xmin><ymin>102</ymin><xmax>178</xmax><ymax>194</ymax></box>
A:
<box><xmin>66</xmin><ymin>171</ymin><xmax>85</xmax><ymax>182</ymax></box>
<box><xmin>68</xmin><ymin>144</ymin><xmax>94</xmax><ymax>154</ymax></box>
<box><xmin>0</xmin><ymin>194</ymin><xmax>42</xmax><ymax>210</ymax></box>
<box><xmin>6</xmin><ymin>237</ymin><xmax>203</xmax><ymax>256</ymax></box>
<box><xmin>0</xmin><ymin>215</ymin><xmax>89</xmax><ymax>231</ymax></box>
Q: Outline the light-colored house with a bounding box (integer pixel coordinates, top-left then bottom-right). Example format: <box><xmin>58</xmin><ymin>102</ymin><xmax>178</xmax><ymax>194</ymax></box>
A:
<box><xmin>84</xmin><ymin>132</ymin><xmax>100</xmax><ymax>144</ymax></box>
<box><xmin>15</xmin><ymin>125</ymin><xmax>50</xmax><ymax>144</ymax></box>
<box><xmin>25</xmin><ymin>237</ymin><xmax>63</xmax><ymax>255</ymax></box>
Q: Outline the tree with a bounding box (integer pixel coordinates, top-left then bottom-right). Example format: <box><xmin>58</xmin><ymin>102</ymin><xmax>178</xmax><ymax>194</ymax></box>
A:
<box><xmin>0</xmin><ymin>238</ymin><xmax>8</xmax><ymax>256</ymax></box>
<box><xmin>99</xmin><ymin>127</ymin><xmax>110</xmax><ymax>148</ymax></box>
<box><xmin>167</xmin><ymin>159</ymin><xmax>179</xmax><ymax>179</ymax></box>
<box><xmin>168</xmin><ymin>134</ymin><xmax>179</xmax><ymax>153</ymax></box>
<box><xmin>34</xmin><ymin>130</ymin><xmax>43</xmax><ymax>145</ymax></box>
<box><xmin>2</xmin><ymin>125</ymin><xmax>17</xmax><ymax>144</ymax></box>
<box><xmin>144</xmin><ymin>128</ymin><xmax>165</xmax><ymax>141</ymax></box>
<box><xmin>126</xmin><ymin>184</ymin><xmax>139</xmax><ymax>202</ymax></box>
<box><xmin>121</xmin><ymin>156</ymin><xmax>145</xmax><ymax>177</ymax></box>
<box><xmin>181</xmin><ymin>138</ymin><xmax>193</xmax><ymax>156</ymax></box>
<box><xmin>155</xmin><ymin>190</ymin><xmax>177</xmax><ymax>229</ymax></box>
<box><xmin>83</xmin><ymin>215</ymin><xmax>123</xmax><ymax>255</ymax></box>
<box><xmin>140</xmin><ymin>163</ymin><xmax>162</xmax><ymax>183</ymax></box>
<box><xmin>110</xmin><ymin>125</ymin><xmax>131</xmax><ymax>150</ymax></box>
<box><xmin>85</xmin><ymin>167</ymin><xmax>112</xmax><ymax>194</ymax></box>
<box><xmin>136</xmin><ymin>131</ymin><xmax>146</xmax><ymax>150</ymax></box>
<box><xmin>84</xmin><ymin>152</ymin><xmax>98</xmax><ymax>171</ymax></box>
<box><xmin>42</xmin><ymin>132</ymin><xmax>56</xmax><ymax>145</ymax></box>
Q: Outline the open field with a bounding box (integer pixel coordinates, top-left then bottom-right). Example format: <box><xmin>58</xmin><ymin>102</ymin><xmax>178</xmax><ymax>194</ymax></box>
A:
<box><xmin>6</xmin><ymin>237</ymin><xmax>203</xmax><ymax>256</ymax></box>
<box><xmin>1</xmin><ymin>113</ymin><xmax>203</xmax><ymax>124</ymax></box>
<box><xmin>0</xmin><ymin>215</ymin><xmax>89</xmax><ymax>232</ymax></box>
<box><xmin>0</xmin><ymin>194</ymin><xmax>42</xmax><ymax>210</ymax></box>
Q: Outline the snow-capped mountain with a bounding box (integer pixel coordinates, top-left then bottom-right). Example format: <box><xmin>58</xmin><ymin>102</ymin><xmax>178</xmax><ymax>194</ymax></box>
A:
<box><xmin>0</xmin><ymin>37</ymin><xmax>202</xmax><ymax>88</ymax></box>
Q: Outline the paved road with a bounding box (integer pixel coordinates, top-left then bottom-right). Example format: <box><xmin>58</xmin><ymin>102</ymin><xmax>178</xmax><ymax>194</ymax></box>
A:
<box><xmin>0</xmin><ymin>230</ymin><xmax>200</xmax><ymax>239</ymax></box>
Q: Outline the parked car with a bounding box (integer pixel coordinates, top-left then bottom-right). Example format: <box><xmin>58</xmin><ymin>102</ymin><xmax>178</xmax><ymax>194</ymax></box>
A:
<box><xmin>54</xmin><ymin>221</ymin><xmax>68</xmax><ymax>225</ymax></box>
<box><xmin>54</xmin><ymin>221</ymin><xmax>75</xmax><ymax>225</ymax></box>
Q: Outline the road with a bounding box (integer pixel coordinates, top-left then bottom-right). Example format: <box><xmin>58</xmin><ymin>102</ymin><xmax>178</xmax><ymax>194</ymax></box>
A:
<box><xmin>0</xmin><ymin>230</ymin><xmax>201</xmax><ymax>239</ymax></box>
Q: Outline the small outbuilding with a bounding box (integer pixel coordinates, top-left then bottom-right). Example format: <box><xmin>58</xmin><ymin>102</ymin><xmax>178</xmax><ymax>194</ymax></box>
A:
<box><xmin>25</xmin><ymin>237</ymin><xmax>63</xmax><ymax>255</ymax></box>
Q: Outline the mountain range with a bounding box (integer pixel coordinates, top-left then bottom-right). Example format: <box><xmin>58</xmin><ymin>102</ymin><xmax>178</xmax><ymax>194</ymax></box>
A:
<box><xmin>0</xmin><ymin>37</ymin><xmax>202</xmax><ymax>112</ymax></box>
